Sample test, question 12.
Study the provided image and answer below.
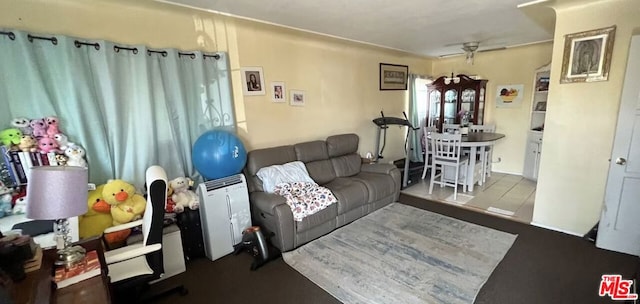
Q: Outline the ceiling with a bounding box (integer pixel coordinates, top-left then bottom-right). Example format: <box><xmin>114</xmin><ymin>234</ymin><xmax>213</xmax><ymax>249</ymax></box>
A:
<box><xmin>158</xmin><ymin>0</ymin><xmax>557</xmax><ymax>58</ymax></box>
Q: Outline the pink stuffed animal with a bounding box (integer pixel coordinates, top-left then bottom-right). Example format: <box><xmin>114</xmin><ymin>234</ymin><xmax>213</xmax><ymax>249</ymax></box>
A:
<box><xmin>30</xmin><ymin>119</ymin><xmax>47</xmax><ymax>138</ymax></box>
<box><xmin>38</xmin><ymin>137</ymin><xmax>60</xmax><ymax>154</ymax></box>
<box><xmin>46</xmin><ymin>116</ymin><xmax>60</xmax><ymax>137</ymax></box>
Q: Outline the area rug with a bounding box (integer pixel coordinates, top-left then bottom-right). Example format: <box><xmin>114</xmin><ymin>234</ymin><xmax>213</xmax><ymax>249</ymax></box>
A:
<box><xmin>282</xmin><ymin>203</ymin><xmax>517</xmax><ymax>304</ymax></box>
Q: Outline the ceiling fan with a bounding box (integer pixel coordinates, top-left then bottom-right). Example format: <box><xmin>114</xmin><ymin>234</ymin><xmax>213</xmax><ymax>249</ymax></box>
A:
<box><xmin>439</xmin><ymin>41</ymin><xmax>507</xmax><ymax>64</ymax></box>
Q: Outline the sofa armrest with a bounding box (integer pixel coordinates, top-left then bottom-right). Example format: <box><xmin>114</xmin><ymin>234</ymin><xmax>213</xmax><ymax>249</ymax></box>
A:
<box><xmin>361</xmin><ymin>163</ymin><xmax>397</xmax><ymax>175</ymax></box>
<box><xmin>249</xmin><ymin>192</ymin><xmax>288</xmax><ymax>216</ymax></box>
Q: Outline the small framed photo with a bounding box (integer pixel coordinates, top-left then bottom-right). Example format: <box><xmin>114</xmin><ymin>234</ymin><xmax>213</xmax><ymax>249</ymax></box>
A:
<box><xmin>536</xmin><ymin>77</ymin><xmax>550</xmax><ymax>92</ymax></box>
<box><xmin>379</xmin><ymin>63</ymin><xmax>408</xmax><ymax>90</ymax></box>
<box><xmin>271</xmin><ymin>82</ymin><xmax>286</xmax><ymax>102</ymax></box>
<box><xmin>290</xmin><ymin>90</ymin><xmax>305</xmax><ymax>106</ymax></box>
<box><xmin>535</xmin><ymin>102</ymin><xmax>547</xmax><ymax>112</ymax></box>
<box><xmin>241</xmin><ymin>67</ymin><xmax>266</xmax><ymax>96</ymax></box>
<box><xmin>560</xmin><ymin>26</ymin><xmax>616</xmax><ymax>83</ymax></box>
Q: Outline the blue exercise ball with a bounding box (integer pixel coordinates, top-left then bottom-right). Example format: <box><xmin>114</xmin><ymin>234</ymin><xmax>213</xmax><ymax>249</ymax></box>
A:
<box><xmin>192</xmin><ymin>129</ymin><xmax>247</xmax><ymax>180</ymax></box>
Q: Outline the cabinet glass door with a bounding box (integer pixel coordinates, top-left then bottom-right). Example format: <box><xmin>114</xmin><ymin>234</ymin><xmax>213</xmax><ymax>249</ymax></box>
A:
<box><xmin>460</xmin><ymin>88</ymin><xmax>476</xmax><ymax>120</ymax></box>
<box><xmin>478</xmin><ymin>87</ymin><xmax>485</xmax><ymax>124</ymax></box>
<box><xmin>444</xmin><ymin>89</ymin><xmax>457</xmax><ymax>124</ymax></box>
<box><xmin>428</xmin><ymin>90</ymin><xmax>441</xmax><ymax>127</ymax></box>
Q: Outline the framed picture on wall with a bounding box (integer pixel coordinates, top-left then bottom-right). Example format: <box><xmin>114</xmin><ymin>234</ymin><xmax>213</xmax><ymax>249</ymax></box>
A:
<box><xmin>241</xmin><ymin>67</ymin><xmax>266</xmax><ymax>95</ymax></box>
<box><xmin>290</xmin><ymin>90</ymin><xmax>305</xmax><ymax>106</ymax></box>
<box><xmin>379</xmin><ymin>63</ymin><xmax>408</xmax><ymax>90</ymax></box>
<box><xmin>560</xmin><ymin>26</ymin><xmax>616</xmax><ymax>83</ymax></box>
<box><xmin>271</xmin><ymin>81</ymin><xmax>286</xmax><ymax>102</ymax></box>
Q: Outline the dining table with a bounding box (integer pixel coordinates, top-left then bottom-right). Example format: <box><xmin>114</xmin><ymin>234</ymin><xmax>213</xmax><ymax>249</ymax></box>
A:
<box><xmin>457</xmin><ymin>132</ymin><xmax>505</xmax><ymax>191</ymax></box>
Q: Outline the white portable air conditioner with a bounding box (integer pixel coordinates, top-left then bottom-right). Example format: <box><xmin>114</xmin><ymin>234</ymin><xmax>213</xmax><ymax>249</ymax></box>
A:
<box><xmin>197</xmin><ymin>173</ymin><xmax>252</xmax><ymax>261</ymax></box>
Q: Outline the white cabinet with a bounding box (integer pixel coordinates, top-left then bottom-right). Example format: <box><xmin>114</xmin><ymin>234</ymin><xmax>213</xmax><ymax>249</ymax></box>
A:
<box><xmin>523</xmin><ymin>63</ymin><xmax>550</xmax><ymax>181</ymax></box>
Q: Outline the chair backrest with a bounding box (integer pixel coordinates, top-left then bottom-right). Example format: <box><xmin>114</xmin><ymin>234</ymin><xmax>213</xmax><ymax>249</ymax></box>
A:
<box><xmin>431</xmin><ymin>133</ymin><xmax>463</xmax><ymax>161</ymax></box>
<box><xmin>442</xmin><ymin>123</ymin><xmax>460</xmax><ymax>133</ymax></box>
<box><xmin>469</xmin><ymin>124</ymin><xmax>496</xmax><ymax>133</ymax></box>
<box><xmin>423</xmin><ymin>126</ymin><xmax>438</xmax><ymax>155</ymax></box>
<box><xmin>143</xmin><ymin>165</ymin><xmax>168</xmax><ymax>274</ymax></box>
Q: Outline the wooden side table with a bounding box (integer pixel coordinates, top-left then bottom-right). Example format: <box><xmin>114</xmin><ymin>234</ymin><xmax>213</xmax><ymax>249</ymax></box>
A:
<box><xmin>11</xmin><ymin>237</ymin><xmax>111</xmax><ymax>304</ymax></box>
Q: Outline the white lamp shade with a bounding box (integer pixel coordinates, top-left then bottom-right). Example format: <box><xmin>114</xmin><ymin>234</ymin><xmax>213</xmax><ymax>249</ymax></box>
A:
<box><xmin>26</xmin><ymin>166</ymin><xmax>89</xmax><ymax>220</ymax></box>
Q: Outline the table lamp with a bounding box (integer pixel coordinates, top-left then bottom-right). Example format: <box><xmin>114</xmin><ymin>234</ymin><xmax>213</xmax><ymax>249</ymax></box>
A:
<box><xmin>26</xmin><ymin>166</ymin><xmax>88</xmax><ymax>266</ymax></box>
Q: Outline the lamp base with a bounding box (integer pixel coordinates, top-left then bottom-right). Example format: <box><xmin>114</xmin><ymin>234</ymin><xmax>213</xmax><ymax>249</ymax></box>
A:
<box><xmin>55</xmin><ymin>245</ymin><xmax>86</xmax><ymax>267</ymax></box>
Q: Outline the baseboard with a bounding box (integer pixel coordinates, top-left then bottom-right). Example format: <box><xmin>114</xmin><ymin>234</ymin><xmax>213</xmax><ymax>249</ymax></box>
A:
<box><xmin>531</xmin><ymin>221</ymin><xmax>583</xmax><ymax>237</ymax></box>
<box><xmin>491</xmin><ymin>169</ymin><xmax>521</xmax><ymax>175</ymax></box>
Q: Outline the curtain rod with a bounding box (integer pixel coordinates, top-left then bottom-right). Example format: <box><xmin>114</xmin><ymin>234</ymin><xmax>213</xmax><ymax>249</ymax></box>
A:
<box><xmin>0</xmin><ymin>31</ymin><xmax>221</xmax><ymax>60</ymax></box>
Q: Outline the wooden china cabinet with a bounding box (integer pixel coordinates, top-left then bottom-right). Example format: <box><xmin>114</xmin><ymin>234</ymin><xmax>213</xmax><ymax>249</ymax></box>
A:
<box><xmin>426</xmin><ymin>74</ymin><xmax>488</xmax><ymax>131</ymax></box>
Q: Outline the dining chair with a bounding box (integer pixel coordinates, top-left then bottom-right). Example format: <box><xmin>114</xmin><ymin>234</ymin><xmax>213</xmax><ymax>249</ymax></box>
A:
<box><xmin>442</xmin><ymin>123</ymin><xmax>460</xmax><ymax>134</ymax></box>
<box><xmin>469</xmin><ymin>124</ymin><xmax>496</xmax><ymax>183</ymax></box>
<box><xmin>429</xmin><ymin>133</ymin><xmax>469</xmax><ymax>200</ymax></box>
<box><xmin>421</xmin><ymin>126</ymin><xmax>438</xmax><ymax>179</ymax></box>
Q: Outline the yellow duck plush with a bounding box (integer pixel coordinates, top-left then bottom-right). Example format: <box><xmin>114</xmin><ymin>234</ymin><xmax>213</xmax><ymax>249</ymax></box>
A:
<box><xmin>102</xmin><ymin>179</ymin><xmax>146</xmax><ymax>226</ymax></box>
<box><xmin>79</xmin><ymin>185</ymin><xmax>113</xmax><ymax>239</ymax></box>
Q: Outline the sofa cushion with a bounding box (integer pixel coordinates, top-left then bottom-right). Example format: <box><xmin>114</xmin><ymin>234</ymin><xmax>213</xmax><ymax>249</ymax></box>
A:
<box><xmin>323</xmin><ymin>177</ymin><xmax>368</xmax><ymax>214</ymax></box>
<box><xmin>326</xmin><ymin>134</ymin><xmax>359</xmax><ymax>157</ymax></box>
<box><xmin>245</xmin><ymin>145</ymin><xmax>297</xmax><ymax>193</ymax></box>
<box><xmin>350</xmin><ymin>172</ymin><xmax>397</xmax><ymax>203</ymax></box>
<box><xmin>256</xmin><ymin>161</ymin><xmax>316</xmax><ymax>193</ymax></box>
<box><xmin>330</xmin><ymin>153</ymin><xmax>361</xmax><ymax>177</ymax></box>
<box><xmin>294</xmin><ymin>141</ymin><xmax>336</xmax><ymax>184</ymax></box>
<box><xmin>295</xmin><ymin>203</ymin><xmax>337</xmax><ymax>233</ymax></box>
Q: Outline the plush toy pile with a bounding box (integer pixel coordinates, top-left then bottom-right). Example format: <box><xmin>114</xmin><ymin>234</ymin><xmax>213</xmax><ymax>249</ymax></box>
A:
<box><xmin>0</xmin><ymin>116</ymin><xmax>89</xmax><ymax>218</ymax></box>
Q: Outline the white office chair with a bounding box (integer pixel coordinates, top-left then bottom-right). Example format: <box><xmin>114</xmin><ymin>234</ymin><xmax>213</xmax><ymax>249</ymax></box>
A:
<box><xmin>103</xmin><ymin>165</ymin><xmax>187</xmax><ymax>301</ymax></box>
<box><xmin>421</xmin><ymin>126</ymin><xmax>438</xmax><ymax>179</ymax></box>
<box><xmin>442</xmin><ymin>123</ymin><xmax>460</xmax><ymax>133</ymax></box>
<box><xmin>429</xmin><ymin>133</ymin><xmax>469</xmax><ymax>200</ymax></box>
<box><xmin>469</xmin><ymin>124</ymin><xmax>496</xmax><ymax>183</ymax></box>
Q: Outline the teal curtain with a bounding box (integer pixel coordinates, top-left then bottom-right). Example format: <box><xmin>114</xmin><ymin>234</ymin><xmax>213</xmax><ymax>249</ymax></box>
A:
<box><xmin>0</xmin><ymin>30</ymin><xmax>234</xmax><ymax>187</ymax></box>
<box><xmin>407</xmin><ymin>74</ymin><xmax>423</xmax><ymax>163</ymax></box>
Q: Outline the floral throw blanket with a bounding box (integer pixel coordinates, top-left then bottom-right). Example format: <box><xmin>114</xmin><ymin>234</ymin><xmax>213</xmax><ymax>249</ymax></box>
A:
<box><xmin>274</xmin><ymin>182</ymin><xmax>337</xmax><ymax>222</ymax></box>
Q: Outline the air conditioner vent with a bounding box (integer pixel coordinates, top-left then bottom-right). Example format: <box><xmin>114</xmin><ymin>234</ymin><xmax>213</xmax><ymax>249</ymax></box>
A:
<box><xmin>203</xmin><ymin>174</ymin><xmax>243</xmax><ymax>191</ymax></box>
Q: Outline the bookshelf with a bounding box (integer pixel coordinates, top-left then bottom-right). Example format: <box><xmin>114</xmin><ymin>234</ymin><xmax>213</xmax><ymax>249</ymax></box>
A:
<box><xmin>523</xmin><ymin>63</ymin><xmax>550</xmax><ymax>181</ymax></box>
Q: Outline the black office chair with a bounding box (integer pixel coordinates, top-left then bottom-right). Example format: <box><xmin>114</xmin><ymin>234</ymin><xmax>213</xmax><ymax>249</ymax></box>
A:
<box><xmin>103</xmin><ymin>165</ymin><xmax>187</xmax><ymax>303</ymax></box>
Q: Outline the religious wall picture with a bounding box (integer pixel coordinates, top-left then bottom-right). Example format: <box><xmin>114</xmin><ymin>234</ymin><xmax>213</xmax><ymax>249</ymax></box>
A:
<box><xmin>271</xmin><ymin>81</ymin><xmax>286</xmax><ymax>102</ymax></box>
<box><xmin>495</xmin><ymin>84</ymin><xmax>524</xmax><ymax>108</ymax></box>
<box><xmin>379</xmin><ymin>63</ymin><xmax>408</xmax><ymax>90</ymax></box>
<box><xmin>290</xmin><ymin>90</ymin><xmax>305</xmax><ymax>106</ymax></box>
<box><xmin>560</xmin><ymin>26</ymin><xmax>616</xmax><ymax>83</ymax></box>
<box><xmin>241</xmin><ymin>67</ymin><xmax>266</xmax><ymax>96</ymax></box>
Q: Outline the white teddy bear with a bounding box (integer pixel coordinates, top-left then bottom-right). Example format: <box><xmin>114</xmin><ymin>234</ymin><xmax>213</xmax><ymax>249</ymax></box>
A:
<box><xmin>12</xmin><ymin>197</ymin><xmax>28</xmax><ymax>215</ymax></box>
<box><xmin>169</xmin><ymin>177</ymin><xmax>199</xmax><ymax>213</ymax></box>
<box><xmin>65</xmin><ymin>143</ymin><xmax>88</xmax><ymax>168</ymax></box>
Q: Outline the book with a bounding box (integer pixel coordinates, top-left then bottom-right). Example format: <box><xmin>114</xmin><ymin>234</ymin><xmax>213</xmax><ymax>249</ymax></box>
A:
<box><xmin>0</xmin><ymin>146</ymin><xmax>17</xmax><ymax>188</ymax></box>
<box><xmin>8</xmin><ymin>151</ymin><xmax>27</xmax><ymax>184</ymax></box>
<box><xmin>53</xmin><ymin>250</ymin><xmax>101</xmax><ymax>289</ymax></box>
<box><xmin>24</xmin><ymin>245</ymin><xmax>43</xmax><ymax>273</ymax></box>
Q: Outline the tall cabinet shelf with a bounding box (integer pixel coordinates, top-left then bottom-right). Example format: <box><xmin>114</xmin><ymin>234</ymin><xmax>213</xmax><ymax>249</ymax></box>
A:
<box><xmin>523</xmin><ymin>63</ymin><xmax>550</xmax><ymax>181</ymax></box>
<box><xmin>426</xmin><ymin>74</ymin><xmax>488</xmax><ymax>132</ymax></box>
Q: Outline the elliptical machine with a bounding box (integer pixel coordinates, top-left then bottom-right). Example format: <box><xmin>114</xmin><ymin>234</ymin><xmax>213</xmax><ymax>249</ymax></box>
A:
<box><xmin>372</xmin><ymin>111</ymin><xmax>419</xmax><ymax>189</ymax></box>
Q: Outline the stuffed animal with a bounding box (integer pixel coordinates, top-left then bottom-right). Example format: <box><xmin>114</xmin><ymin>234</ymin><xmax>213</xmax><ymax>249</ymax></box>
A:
<box><xmin>79</xmin><ymin>185</ymin><xmax>112</xmax><ymax>238</ymax></box>
<box><xmin>1</xmin><ymin>128</ymin><xmax>23</xmax><ymax>147</ymax></box>
<box><xmin>18</xmin><ymin>135</ymin><xmax>38</xmax><ymax>152</ymax></box>
<box><xmin>38</xmin><ymin>137</ymin><xmax>60</xmax><ymax>154</ymax></box>
<box><xmin>12</xmin><ymin>196</ymin><xmax>27</xmax><ymax>214</ymax></box>
<box><xmin>64</xmin><ymin>144</ymin><xmax>87</xmax><ymax>168</ymax></box>
<box><xmin>55</xmin><ymin>154</ymin><xmax>68</xmax><ymax>166</ymax></box>
<box><xmin>0</xmin><ymin>193</ymin><xmax>12</xmax><ymax>218</ymax></box>
<box><xmin>11</xmin><ymin>117</ymin><xmax>31</xmax><ymax>135</ymax></box>
<box><xmin>29</xmin><ymin>119</ymin><xmax>47</xmax><ymax>138</ymax></box>
<box><xmin>53</xmin><ymin>134</ymin><xmax>70</xmax><ymax>150</ymax></box>
<box><xmin>170</xmin><ymin>177</ymin><xmax>199</xmax><ymax>213</ymax></box>
<box><xmin>46</xmin><ymin>116</ymin><xmax>61</xmax><ymax>137</ymax></box>
<box><xmin>102</xmin><ymin>179</ymin><xmax>146</xmax><ymax>226</ymax></box>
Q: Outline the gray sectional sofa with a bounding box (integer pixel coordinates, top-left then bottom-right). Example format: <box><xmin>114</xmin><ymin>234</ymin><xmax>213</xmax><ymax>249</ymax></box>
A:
<box><xmin>244</xmin><ymin>133</ymin><xmax>401</xmax><ymax>252</ymax></box>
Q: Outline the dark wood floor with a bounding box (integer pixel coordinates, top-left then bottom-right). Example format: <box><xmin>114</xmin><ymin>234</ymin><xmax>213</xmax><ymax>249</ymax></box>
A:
<box><xmin>150</xmin><ymin>194</ymin><xmax>639</xmax><ymax>304</ymax></box>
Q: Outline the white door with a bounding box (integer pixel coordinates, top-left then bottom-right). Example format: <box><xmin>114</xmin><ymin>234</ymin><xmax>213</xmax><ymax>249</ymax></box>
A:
<box><xmin>596</xmin><ymin>35</ymin><xmax>640</xmax><ymax>256</ymax></box>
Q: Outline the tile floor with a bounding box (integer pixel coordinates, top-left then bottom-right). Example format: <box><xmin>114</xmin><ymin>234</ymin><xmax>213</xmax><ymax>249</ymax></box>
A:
<box><xmin>401</xmin><ymin>172</ymin><xmax>536</xmax><ymax>224</ymax></box>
